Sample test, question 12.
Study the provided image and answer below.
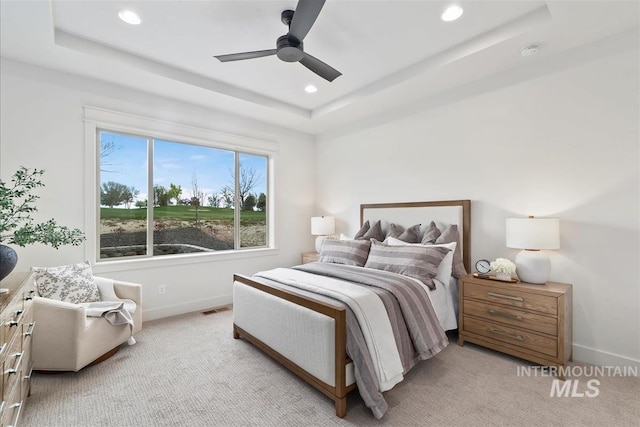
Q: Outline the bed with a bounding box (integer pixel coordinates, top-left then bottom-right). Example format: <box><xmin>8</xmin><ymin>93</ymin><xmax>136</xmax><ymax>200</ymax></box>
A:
<box><xmin>232</xmin><ymin>200</ymin><xmax>471</xmax><ymax>418</ymax></box>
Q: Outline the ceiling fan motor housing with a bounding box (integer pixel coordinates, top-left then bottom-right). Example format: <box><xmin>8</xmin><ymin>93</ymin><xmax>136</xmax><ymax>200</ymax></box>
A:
<box><xmin>276</xmin><ymin>35</ymin><xmax>304</xmax><ymax>62</ymax></box>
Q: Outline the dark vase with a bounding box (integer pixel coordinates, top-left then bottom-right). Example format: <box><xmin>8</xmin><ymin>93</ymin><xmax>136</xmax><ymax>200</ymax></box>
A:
<box><xmin>0</xmin><ymin>244</ymin><xmax>18</xmax><ymax>282</ymax></box>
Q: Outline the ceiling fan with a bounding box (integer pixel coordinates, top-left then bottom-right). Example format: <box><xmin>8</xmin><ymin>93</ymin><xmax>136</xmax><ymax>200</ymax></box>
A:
<box><xmin>214</xmin><ymin>0</ymin><xmax>341</xmax><ymax>82</ymax></box>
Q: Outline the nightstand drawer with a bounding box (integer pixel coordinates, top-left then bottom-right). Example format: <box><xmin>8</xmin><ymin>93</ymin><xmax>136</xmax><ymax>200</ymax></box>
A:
<box><xmin>464</xmin><ymin>283</ymin><xmax>558</xmax><ymax>316</ymax></box>
<box><xmin>464</xmin><ymin>299</ymin><xmax>558</xmax><ymax>336</ymax></box>
<box><xmin>463</xmin><ymin>316</ymin><xmax>558</xmax><ymax>358</ymax></box>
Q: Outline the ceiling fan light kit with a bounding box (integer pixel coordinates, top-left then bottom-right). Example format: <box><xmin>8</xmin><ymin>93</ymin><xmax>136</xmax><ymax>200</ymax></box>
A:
<box><xmin>214</xmin><ymin>0</ymin><xmax>342</xmax><ymax>82</ymax></box>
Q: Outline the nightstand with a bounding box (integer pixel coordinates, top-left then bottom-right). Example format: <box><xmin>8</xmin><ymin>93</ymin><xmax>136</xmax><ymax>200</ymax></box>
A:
<box><xmin>301</xmin><ymin>251</ymin><xmax>319</xmax><ymax>264</ymax></box>
<box><xmin>458</xmin><ymin>274</ymin><xmax>572</xmax><ymax>378</ymax></box>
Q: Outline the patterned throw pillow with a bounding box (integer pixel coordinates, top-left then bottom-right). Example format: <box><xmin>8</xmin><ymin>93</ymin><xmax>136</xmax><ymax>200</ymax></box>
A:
<box><xmin>32</xmin><ymin>261</ymin><xmax>101</xmax><ymax>304</ymax></box>
<box><xmin>435</xmin><ymin>224</ymin><xmax>467</xmax><ymax>278</ymax></box>
<box><xmin>364</xmin><ymin>240</ymin><xmax>450</xmax><ymax>289</ymax></box>
<box><xmin>421</xmin><ymin>221</ymin><xmax>441</xmax><ymax>244</ymax></box>
<box><xmin>319</xmin><ymin>239</ymin><xmax>372</xmax><ymax>267</ymax></box>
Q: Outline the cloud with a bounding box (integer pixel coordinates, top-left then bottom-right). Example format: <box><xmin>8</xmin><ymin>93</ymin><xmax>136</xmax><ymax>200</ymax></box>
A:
<box><xmin>190</xmin><ymin>154</ymin><xmax>207</xmax><ymax>160</ymax></box>
<box><xmin>160</xmin><ymin>162</ymin><xmax>183</xmax><ymax>170</ymax></box>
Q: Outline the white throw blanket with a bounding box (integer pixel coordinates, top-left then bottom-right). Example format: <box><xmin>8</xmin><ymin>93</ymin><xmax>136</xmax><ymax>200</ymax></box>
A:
<box><xmin>256</xmin><ymin>267</ymin><xmax>404</xmax><ymax>392</ymax></box>
<box><xmin>79</xmin><ymin>277</ymin><xmax>137</xmax><ymax>345</ymax></box>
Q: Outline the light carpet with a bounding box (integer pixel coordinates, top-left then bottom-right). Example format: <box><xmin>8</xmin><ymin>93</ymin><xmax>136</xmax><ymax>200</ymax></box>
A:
<box><xmin>22</xmin><ymin>309</ymin><xmax>639</xmax><ymax>426</ymax></box>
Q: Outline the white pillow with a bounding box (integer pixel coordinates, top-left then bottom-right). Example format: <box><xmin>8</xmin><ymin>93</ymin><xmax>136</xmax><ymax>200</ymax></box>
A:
<box><xmin>339</xmin><ymin>233</ymin><xmax>353</xmax><ymax>241</ymax></box>
<box><xmin>386</xmin><ymin>236</ymin><xmax>456</xmax><ymax>287</ymax></box>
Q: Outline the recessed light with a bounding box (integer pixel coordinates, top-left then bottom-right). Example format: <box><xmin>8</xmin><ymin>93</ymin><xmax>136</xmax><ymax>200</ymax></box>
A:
<box><xmin>119</xmin><ymin>10</ymin><xmax>141</xmax><ymax>25</ymax></box>
<box><xmin>441</xmin><ymin>5</ymin><xmax>463</xmax><ymax>22</ymax></box>
<box><xmin>520</xmin><ymin>44</ymin><xmax>540</xmax><ymax>57</ymax></box>
<box><xmin>305</xmin><ymin>84</ymin><xmax>318</xmax><ymax>93</ymax></box>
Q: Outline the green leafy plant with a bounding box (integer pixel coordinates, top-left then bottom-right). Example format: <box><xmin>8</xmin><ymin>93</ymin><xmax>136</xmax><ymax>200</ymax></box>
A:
<box><xmin>0</xmin><ymin>166</ymin><xmax>85</xmax><ymax>248</ymax></box>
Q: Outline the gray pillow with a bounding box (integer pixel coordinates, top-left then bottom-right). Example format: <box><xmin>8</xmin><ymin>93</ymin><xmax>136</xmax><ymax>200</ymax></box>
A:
<box><xmin>353</xmin><ymin>220</ymin><xmax>370</xmax><ymax>239</ymax></box>
<box><xmin>397</xmin><ymin>223</ymin><xmax>422</xmax><ymax>243</ymax></box>
<box><xmin>32</xmin><ymin>261</ymin><xmax>101</xmax><ymax>304</ymax></box>
<box><xmin>386</xmin><ymin>223</ymin><xmax>404</xmax><ymax>239</ymax></box>
<box><xmin>319</xmin><ymin>239</ymin><xmax>371</xmax><ymax>267</ymax></box>
<box><xmin>364</xmin><ymin>241</ymin><xmax>450</xmax><ymax>289</ymax></box>
<box><xmin>359</xmin><ymin>220</ymin><xmax>384</xmax><ymax>242</ymax></box>
<box><xmin>435</xmin><ymin>224</ymin><xmax>467</xmax><ymax>278</ymax></box>
<box><xmin>421</xmin><ymin>221</ymin><xmax>441</xmax><ymax>244</ymax></box>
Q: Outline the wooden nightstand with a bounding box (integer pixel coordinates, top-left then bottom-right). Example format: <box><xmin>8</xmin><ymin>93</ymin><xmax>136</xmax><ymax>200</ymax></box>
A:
<box><xmin>458</xmin><ymin>274</ymin><xmax>572</xmax><ymax>378</ymax></box>
<box><xmin>301</xmin><ymin>252</ymin><xmax>319</xmax><ymax>264</ymax></box>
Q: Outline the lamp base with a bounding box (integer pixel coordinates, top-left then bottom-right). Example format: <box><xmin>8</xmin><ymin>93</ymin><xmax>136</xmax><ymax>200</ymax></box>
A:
<box><xmin>515</xmin><ymin>250</ymin><xmax>550</xmax><ymax>284</ymax></box>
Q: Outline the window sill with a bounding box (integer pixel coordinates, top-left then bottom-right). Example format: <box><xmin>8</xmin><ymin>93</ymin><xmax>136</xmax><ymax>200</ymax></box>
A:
<box><xmin>91</xmin><ymin>247</ymin><xmax>279</xmax><ymax>274</ymax></box>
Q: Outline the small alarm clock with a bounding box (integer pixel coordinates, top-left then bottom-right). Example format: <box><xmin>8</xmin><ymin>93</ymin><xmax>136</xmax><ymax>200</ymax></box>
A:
<box><xmin>475</xmin><ymin>259</ymin><xmax>491</xmax><ymax>274</ymax></box>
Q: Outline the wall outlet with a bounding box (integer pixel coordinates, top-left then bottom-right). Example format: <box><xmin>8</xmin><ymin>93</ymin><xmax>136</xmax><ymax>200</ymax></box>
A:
<box><xmin>158</xmin><ymin>284</ymin><xmax>166</xmax><ymax>295</ymax></box>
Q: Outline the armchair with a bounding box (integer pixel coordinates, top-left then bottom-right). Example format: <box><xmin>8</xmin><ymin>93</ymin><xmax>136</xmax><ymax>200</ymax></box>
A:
<box><xmin>32</xmin><ymin>276</ymin><xmax>142</xmax><ymax>372</ymax></box>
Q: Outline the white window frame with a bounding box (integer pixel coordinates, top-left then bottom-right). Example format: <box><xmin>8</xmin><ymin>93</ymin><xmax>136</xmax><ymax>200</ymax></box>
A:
<box><xmin>84</xmin><ymin>106</ymin><xmax>278</xmax><ymax>273</ymax></box>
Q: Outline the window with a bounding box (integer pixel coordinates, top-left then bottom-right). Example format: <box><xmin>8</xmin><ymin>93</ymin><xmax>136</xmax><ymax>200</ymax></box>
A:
<box><xmin>97</xmin><ymin>129</ymin><xmax>269</xmax><ymax>261</ymax></box>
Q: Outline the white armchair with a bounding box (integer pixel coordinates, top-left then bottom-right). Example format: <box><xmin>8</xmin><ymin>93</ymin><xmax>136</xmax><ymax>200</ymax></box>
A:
<box><xmin>32</xmin><ymin>276</ymin><xmax>142</xmax><ymax>372</ymax></box>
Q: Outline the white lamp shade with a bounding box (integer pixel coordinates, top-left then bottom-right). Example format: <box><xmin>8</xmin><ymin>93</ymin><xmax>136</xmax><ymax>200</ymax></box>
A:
<box><xmin>506</xmin><ymin>218</ymin><xmax>560</xmax><ymax>250</ymax></box>
<box><xmin>311</xmin><ymin>216</ymin><xmax>335</xmax><ymax>236</ymax></box>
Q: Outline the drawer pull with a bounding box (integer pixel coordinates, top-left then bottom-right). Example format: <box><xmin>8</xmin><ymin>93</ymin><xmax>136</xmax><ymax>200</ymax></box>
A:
<box><xmin>4</xmin><ymin>352</ymin><xmax>24</xmax><ymax>375</ymax></box>
<box><xmin>8</xmin><ymin>309</ymin><xmax>24</xmax><ymax>327</ymax></box>
<box><xmin>7</xmin><ymin>402</ymin><xmax>22</xmax><ymax>427</ymax></box>
<box><xmin>488</xmin><ymin>309</ymin><xmax>523</xmax><ymax>321</ymax></box>
<box><xmin>24</xmin><ymin>321</ymin><xmax>35</xmax><ymax>338</ymax></box>
<box><xmin>488</xmin><ymin>328</ymin><xmax>524</xmax><ymax>341</ymax></box>
<box><xmin>487</xmin><ymin>292</ymin><xmax>524</xmax><ymax>302</ymax></box>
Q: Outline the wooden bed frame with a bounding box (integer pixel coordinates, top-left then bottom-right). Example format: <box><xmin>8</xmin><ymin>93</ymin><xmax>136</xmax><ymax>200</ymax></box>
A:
<box><xmin>233</xmin><ymin>200</ymin><xmax>471</xmax><ymax>418</ymax></box>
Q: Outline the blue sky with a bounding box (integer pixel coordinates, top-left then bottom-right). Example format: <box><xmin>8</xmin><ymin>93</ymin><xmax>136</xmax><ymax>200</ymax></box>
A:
<box><xmin>99</xmin><ymin>132</ymin><xmax>266</xmax><ymax>206</ymax></box>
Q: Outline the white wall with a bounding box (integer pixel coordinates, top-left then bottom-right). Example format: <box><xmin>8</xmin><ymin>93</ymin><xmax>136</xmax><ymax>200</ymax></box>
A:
<box><xmin>0</xmin><ymin>59</ymin><xmax>316</xmax><ymax>321</ymax></box>
<box><xmin>315</xmin><ymin>49</ymin><xmax>639</xmax><ymax>367</ymax></box>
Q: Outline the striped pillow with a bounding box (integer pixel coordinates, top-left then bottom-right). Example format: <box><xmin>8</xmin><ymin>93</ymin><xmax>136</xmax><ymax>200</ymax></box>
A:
<box><xmin>319</xmin><ymin>239</ymin><xmax>371</xmax><ymax>267</ymax></box>
<box><xmin>364</xmin><ymin>240</ymin><xmax>450</xmax><ymax>289</ymax></box>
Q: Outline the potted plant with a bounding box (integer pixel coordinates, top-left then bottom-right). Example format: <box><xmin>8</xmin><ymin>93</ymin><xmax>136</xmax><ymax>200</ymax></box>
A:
<box><xmin>0</xmin><ymin>167</ymin><xmax>85</xmax><ymax>281</ymax></box>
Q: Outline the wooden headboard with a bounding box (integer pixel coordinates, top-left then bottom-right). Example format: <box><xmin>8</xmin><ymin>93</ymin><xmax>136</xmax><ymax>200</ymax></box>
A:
<box><xmin>360</xmin><ymin>200</ymin><xmax>471</xmax><ymax>273</ymax></box>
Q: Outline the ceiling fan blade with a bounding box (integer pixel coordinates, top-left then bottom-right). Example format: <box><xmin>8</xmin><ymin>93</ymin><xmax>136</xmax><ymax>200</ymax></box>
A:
<box><xmin>300</xmin><ymin>52</ymin><xmax>341</xmax><ymax>82</ymax></box>
<box><xmin>289</xmin><ymin>0</ymin><xmax>326</xmax><ymax>42</ymax></box>
<box><xmin>214</xmin><ymin>49</ymin><xmax>277</xmax><ymax>62</ymax></box>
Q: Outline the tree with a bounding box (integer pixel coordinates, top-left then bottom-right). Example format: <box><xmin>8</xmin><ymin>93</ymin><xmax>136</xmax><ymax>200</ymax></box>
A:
<box><xmin>243</xmin><ymin>194</ymin><xmax>256</xmax><ymax>211</ymax></box>
<box><xmin>101</xmin><ymin>181</ymin><xmax>130</xmax><ymax>208</ymax></box>
<box><xmin>153</xmin><ymin>185</ymin><xmax>169</xmax><ymax>207</ymax></box>
<box><xmin>167</xmin><ymin>183</ymin><xmax>182</xmax><ymax>205</ymax></box>
<box><xmin>135</xmin><ymin>200</ymin><xmax>147</xmax><ymax>209</ymax></box>
<box><xmin>100</xmin><ymin>137</ymin><xmax>122</xmax><ymax>173</ymax></box>
<box><xmin>122</xmin><ymin>186</ymin><xmax>139</xmax><ymax>209</ymax></box>
<box><xmin>208</xmin><ymin>193</ymin><xmax>220</xmax><ymax>208</ymax></box>
<box><xmin>191</xmin><ymin>172</ymin><xmax>206</xmax><ymax>207</ymax></box>
<box><xmin>220</xmin><ymin>187</ymin><xmax>234</xmax><ymax>208</ymax></box>
<box><xmin>257</xmin><ymin>192</ymin><xmax>266</xmax><ymax>212</ymax></box>
<box><xmin>222</xmin><ymin>162</ymin><xmax>261</xmax><ymax>210</ymax></box>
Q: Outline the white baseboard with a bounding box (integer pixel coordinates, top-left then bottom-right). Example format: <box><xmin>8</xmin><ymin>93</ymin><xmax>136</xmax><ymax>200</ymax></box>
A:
<box><xmin>141</xmin><ymin>294</ymin><xmax>233</xmax><ymax>322</ymax></box>
<box><xmin>573</xmin><ymin>343</ymin><xmax>640</xmax><ymax>375</ymax></box>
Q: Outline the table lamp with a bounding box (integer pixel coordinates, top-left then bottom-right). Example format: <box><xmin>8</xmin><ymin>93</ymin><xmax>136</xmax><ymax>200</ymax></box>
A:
<box><xmin>506</xmin><ymin>216</ymin><xmax>560</xmax><ymax>284</ymax></box>
<box><xmin>311</xmin><ymin>216</ymin><xmax>335</xmax><ymax>253</ymax></box>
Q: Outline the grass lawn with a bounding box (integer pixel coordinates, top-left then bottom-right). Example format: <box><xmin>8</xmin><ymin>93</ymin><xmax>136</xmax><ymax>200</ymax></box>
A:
<box><xmin>100</xmin><ymin>206</ymin><xmax>266</xmax><ymax>224</ymax></box>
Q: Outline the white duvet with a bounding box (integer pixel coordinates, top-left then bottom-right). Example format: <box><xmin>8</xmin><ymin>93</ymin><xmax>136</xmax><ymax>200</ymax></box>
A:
<box><xmin>256</xmin><ymin>268</ymin><xmax>404</xmax><ymax>392</ymax></box>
